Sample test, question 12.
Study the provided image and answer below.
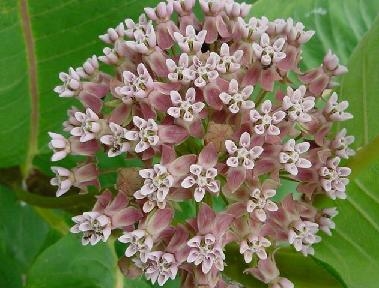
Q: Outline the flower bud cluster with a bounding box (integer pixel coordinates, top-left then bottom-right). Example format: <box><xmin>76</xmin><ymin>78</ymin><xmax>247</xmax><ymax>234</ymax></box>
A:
<box><xmin>50</xmin><ymin>1</ymin><xmax>353</xmax><ymax>287</ymax></box>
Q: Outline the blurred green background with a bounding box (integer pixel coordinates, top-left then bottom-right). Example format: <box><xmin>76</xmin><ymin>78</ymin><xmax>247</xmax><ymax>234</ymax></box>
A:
<box><xmin>0</xmin><ymin>0</ymin><xmax>379</xmax><ymax>287</ymax></box>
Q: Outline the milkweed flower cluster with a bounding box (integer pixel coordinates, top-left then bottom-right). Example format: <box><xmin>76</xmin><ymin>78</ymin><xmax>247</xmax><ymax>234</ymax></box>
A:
<box><xmin>50</xmin><ymin>0</ymin><xmax>354</xmax><ymax>287</ymax></box>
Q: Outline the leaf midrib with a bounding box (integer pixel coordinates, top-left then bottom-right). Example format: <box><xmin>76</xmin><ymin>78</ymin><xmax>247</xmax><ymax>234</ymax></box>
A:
<box><xmin>19</xmin><ymin>0</ymin><xmax>39</xmax><ymax>177</ymax></box>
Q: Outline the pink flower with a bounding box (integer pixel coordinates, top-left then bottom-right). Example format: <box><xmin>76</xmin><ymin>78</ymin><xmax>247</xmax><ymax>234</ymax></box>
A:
<box><xmin>219</xmin><ymin>79</ymin><xmax>254</xmax><ymax>113</ymax></box>
<box><xmin>279</xmin><ymin>139</ymin><xmax>312</xmax><ymax>175</ymax></box>
<box><xmin>50</xmin><ymin>167</ymin><xmax>74</xmax><ymax>197</ymax></box>
<box><xmin>282</xmin><ymin>85</ymin><xmax>315</xmax><ymax>123</ymax></box>
<box><xmin>54</xmin><ymin>67</ymin><xmax>81</xmax><ymax>97</ymax></box>
<box><xmin>70</xmin><ymin>212</ymin><xmax>111</xmax><ymax>245</ymax></box>
<box><xmin>288</xmin><ymin>220</ymin><xmax>321</xmax><ymax>256</ymax></box>
<box><xmin>247</xmin><ymin>185</ymin><xmax>278</xmax><ymax>222</ymax></box>
<box><xmin>115</xmin><ymin>63</ymin><xmax>154</xmax><ymax>102</ymax></box>
<box><xmin>181</xmin><ymin>143</ymin><xmax>220</xmax><ymax>202</ymax></box>
<box><xmin>48</xmin><ymin>132</ymin><xmax>71</xmax><ymax>161</ymax></box>
<box><xmin>174</xmin><ymin>25</ymin><xmax>207</xmax><ymax>54</ymax></box>
<box><xmin>168</xmin><ymin>88</ymin><xmax>205</xmax><ymax>122</ymax></box>
<box><xmin>166</xmin><ymin>53</ymin><xmax>191</xmax><ymax>82</ymax></box>
<box><xmin>70</xmin><ymin>108</ymin><xmax>102</xmax><ymax>142</ymax></box>
<box><xmin>250</xmin><ymin>100</ymin><xmax>286</xmax><ymax>136</ymax></box>
<box><xmin>252</xmin><ymin>33</ymin><xmax>286</xmax><ymax>68</ymax></box>
<box><xmin>144</xmin><ymin>251</ymin><xmax>179</xmax><ymax>286</ymax></box>
<box><xmin>320</xmin><ymin>157</ymin><xmax>351</xmax><ymax>200</ymax></box>
<box><xmin>124</xmin><ymin>14</ymin><xmax>150</xmax><ymax>39</ymax></box>
<box><xmin>217</xmin><ymin>43</ymin><xmax>243</xmax><ymax>74</ymax></box>
<box><xmin>331</xmin><ymin>128</ymin><xmax>355</xmax><ymax>159</ymax></box>
<box><xmin>185</xmin><ymin>53</ymin><xmax>220</xmax><ymax>87</ymax></box>
<box><xmin>125</xmin><ymin>116</ymin><xmax>160</xmax><ymax>153</ymax></box>
<box><xmin>225</xmin><ymin>132</ymin><xmax>264</xmax><ymax>169</ymax></box>
<box><xmin>100</xmin><ymin>122</ymin><xmax>130</xmax><ymax>157</ymax></box>
<box><xmin>240</xmin><ymin>235</ymin><xmax>271</xmax><ymax>263</ymax></box>
<box><xmin>134</xmin><ymin>164</ymin><xmax>174</xmax><ymax>212</ymax></box>
<box><xmin>317</xmin><ymin>207</ymin><xmax>338</xmax><ymax>236</ymax></box>
<box><xmin>118</xmin><ymin>229</ymin><xmax>154</xmax><ymax>262</ymax></box>
<box><xmin>325</xmin><ymin>92</ymin><xmax>353</xmax><ymax>121</ymax></box>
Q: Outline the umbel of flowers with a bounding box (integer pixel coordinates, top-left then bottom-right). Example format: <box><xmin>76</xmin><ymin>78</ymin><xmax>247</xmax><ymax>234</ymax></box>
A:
<box><xmin>50</xmin><ymin>0</ymin><xmax>354</xmax><ymax>287</ymax></box>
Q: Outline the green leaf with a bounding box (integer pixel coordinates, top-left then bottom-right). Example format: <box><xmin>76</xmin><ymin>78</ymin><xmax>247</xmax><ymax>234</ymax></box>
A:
<box><xmin>313</xmin><ymin>17</ymin><xmax>379</xmax><ymax>288</ymax></box>
<box><xmin>252</xmin><ymin>0</ymin><xmax>379</xmax><ymax>68</ymax></box>
<box><xmin>0</xmin><ymin>185</ymin><xmax>59</xmax><ymax>287</ymax></box>
<box><xmin>224</xmin><ymin>245</ymin><xmax>344</xmax><ymax>288</ymax></box>
<box><xmin>26</xmin><ymin>234</ymin><xmax>117</xmax><ymax>288</ymax></box>
<box><xmin>0</xmin><ymin>0</ymin><xmax>157</xmax><ymax>171</ymax></box>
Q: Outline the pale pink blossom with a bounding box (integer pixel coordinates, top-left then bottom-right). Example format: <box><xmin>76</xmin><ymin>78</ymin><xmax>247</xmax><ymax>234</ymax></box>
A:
<box><xmin>282</xmin><ymin>85</ymin><xmax>315</xmax><ymax>123</ymax></box>
<box><xmin>288</xmin><ymin>220</ymin><xmax>321</xmax><ymax>256</ymax></box>
<box><xmin>184</xmin><ymin>53</ymin><xmax>220</xmax><ymax>87</ymax></box>
<box><xmin>100</xmin><ymin>122</ymin><xmax>130</xmax><ymax>157</ymax></box>
<box><xmin>50</xmin><ymin>167</ymin><xmax>74</xmax><ymax>197</ymax></box>
<box><xmin>125</xmin><ymin>116</ymin><xmax>160</xmax><ymax>153</ymax></box>
<box><xmin>70</xmin><ymin>108</ymin><xmax>102</xmax><ymax>142</ymax></box>
<box><xmin>118</xmin><ymin>229</ymin><xmax>154</xmax><ymax>262</ymax></box>
<box><xmin>76</xmin><ymin>55</ymin><xmax>99</xmax><ymax>79</ymax></box>
<box><xmin>279</xmin><ymin>139</ymin><xmax>312</xmax><ymax>175</ymax></box>
<box><xmin>318</xmin><ymin>207</ymin><xmax>338</xmax><ymax>236</ymax></box>
<box><xmin>240</xmin><ymin>235</ymin><xmax>271</xmax><ymax>263</ymax></box>
<box><xmin>166</xmin><ymin>53</ymin><xmax>191</xmax><ymax>82</ymax></box>
<box><xmin>320</xmin><ymin>157</ymin><xmax>351</xmax><ymax>200</ymax></box>
<box><xmin>325</xmin><ymin>92</ymin><xmax>353</xmax><ymax>121</ymax></box>
<box><xmin>48</xmin><ymin>132</ymin><xmax>71</xmax><ymax>161</ymax></box>
<box><xmin>124</xmin><ymin>14</ymin><xmax>150</xmax><ymax>39</ymax></box>
<box><xmin>54</xmin><ymin>67</ymin><xmax>81</xmax><ymax>97</ymax></box>
<box><xmin>219</xmin><ymin>79</ymin><xmax>254</xmax><ymax>113</ymax></box>
<box><xmin>250</xmin><ymin>100</ymin><xmax>286</xmax><ymax>136</ymax></box>
<box><xmin>99</xmin><ymin>22</ymin><xmax>125</xmax><ymax>44</ymax></box>
<box><xmin>134</xmin><ymin>164</ymin><xmax>174</xmax><ymax>212</ymax></box>
<box><xmin>70</xmin><ymin>212</ymin><xmax>111</xmax><ymax>245</ymax></box>
<box><xmin>115</xmin><ymin>63</ymin><xmax>154</xmax><ymax>102</ymax></box>
<box><xmin>252</xmin><ymin>33</ymin><xmax>286</xmax><ymax>67</ymax></box>
<box><xmin>217</xmin><ymin>43</ymin><xmax>243</xmax><ymax>74</ymax></box>
<box><xmin>247</xmin><ymin>187</ymin><xmax>278</xmax><ymax>222</ymax></box>
<box><xmin>331</xmin><ymin>128</ymin><xmax>355</xmax><ymax>159</ymax></box>
<box><xmin>144</xmin><ymin>251</ymin><xmax>179</xmax><ymax>286</ymax></box>
<box><xmin>225</xmin><ymin>132</ymin><xmax>264</xmax><ymax>169</ymax></box>
<box><xmin>187</xmin><ymin>234</ymin><xmax>225</xmax><ymax>274</ymax></box>
<box><xmin>238</xmin><ymin>16</ymin><xmax>269</xmax><ymax>40</ymax></box>
<box><xmin>168</xmin><ymin>88</ymin><xmax>205</xmax><ymax>122</ymax></box>
<box><xmin>174</xmin><ymin>25</ymin><xmax>207</xmax><ymax>54</ymax></box>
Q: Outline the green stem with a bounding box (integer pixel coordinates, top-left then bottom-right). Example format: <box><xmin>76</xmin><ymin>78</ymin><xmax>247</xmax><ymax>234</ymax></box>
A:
<box><xmin>255</xmin><ymin>90</ymin><xmax>268</xmax><ymax>106</ymax></box>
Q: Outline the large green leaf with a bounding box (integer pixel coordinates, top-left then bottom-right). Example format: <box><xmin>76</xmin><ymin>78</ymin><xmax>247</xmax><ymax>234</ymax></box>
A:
<box><xmin>253</xmin><ymin>0</ymin><xmax>379</xmax><ymax>68</ymax></box>
<box><xmin>314</xmin><ymin>17</ymin><xmax>379</xmax><ymax>288</ymax></box>
<box><xmin>0</xmin><ymin>186</ymin><xmax>59</xmax><ymax>287</ymax></box>
<box><xmin>0</xmin><ymin>0</ymin><xmax>157</xmax><ymax>170</ymax></box>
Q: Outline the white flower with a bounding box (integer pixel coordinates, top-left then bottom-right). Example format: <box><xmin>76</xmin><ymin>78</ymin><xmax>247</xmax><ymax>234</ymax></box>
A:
<box><xmin>187</xmin><ymin>234</ymin><xmax>225</xmax><ymax>274</ymax></box>
<box><xmin>50</xmin><ymin>166</ymin><xmax>74</xmax><ymax>197</ymax></box>
<box><xmin>100</xmin><ymin>123</ymin><xmax>130</xmax><ymax>157</ymax></box>
<box><xmin>118</xmin><ymin>229</ymin><xmax>154</xmax><ymax>263</ymax></box>
<box><xmin>134</xmin><ymin>164</ymin><xmax>174</xmax><ymax>212</ymax></box>
<box><xmin>126</xmin><ymin>24</ymin><xmax>157</xmax><ymax>54</ymax></box>
<box><xmin>288</xmin><ymin>220</ymin><xmax>321</xmax><ymax>256</ymax></box>
<box><xmin>167</xmin><ymin>88</ymin><xmax>205</xmax><ymax>122</ymax></box>
<box><xmin>125</xmin><ymin>116</ymin><xmax>160</xmax><ymax>153</ymax></box>
<box><xmin>144</xmin><ymin>252</ymin><xmax>178</xmax><ymax>286</ymax></box>
<box><xmin>318</xmin><ymin>208</ymin><xmax>338</xmax><ymax>236</ymax></box>
<box><xmin>124</xmin><ymin>14</ymin><xmax>151</xmax><ymax>39</ymax></box>
<box><xmin>181</xmin><ymin>164</ymin><xmax>219</xmax><ymax>202</ymax></box>
<box><xmin>219</xmin><ymin>79</ymin><xmax>255</xmax><ymax>114</ymax></box>
<box><xmin>174</xmin><ymin>25</ymin><xmax>207</xmax><ymax>54</ymax></box>
<box><xmin>225</xmin><ymin>132</ymin><xmax>264</xmax><ymax>170</ymax></box>
<box><xmin>184</xmin><ymin>53</ymin><xmax>219</xmax><ymax>87</ymax></box>
<box><xmin>53</xmin><ymin>67</ymin><xmax>81</xmax><ymax>97</ymax></box>
<box><xmin>325</xmin><ymin>92</ymin><xmax>353</xmax><ymax>121</ymax></box>
<box><xmin>252</xmin><ymin>33</ymin><xmax>286</xmax><ymax>67</ymax></box>
<box><xmin>250</xmin><ymin>100</ymin><xmax>286</xmax><ymax>136</ymax></box>
<box><xmin>70</xmin><ymin>108</ymin><xmax>101</xmax><ymax>142</ymax></box>
<box><xmin>279</xmin><ymin>139</ymin><xmax>312</xmax><ymax>175</ymax></box>
<box><xmin>238</xmin><ymin>16</ymin><xmax>269</xmax><ymax>39</ymax></box>
<box><xmin>331</xmin><ymin>128</ymin><xmax>355</xmax><ymax>159</ymax></box>
<box><xmin>285</xmin><ymin>18</ymin><xmax>315</xmax><ymax>44</ymax></box>
<box><xmin>115</xmin><ymin>63</ymin><xmax>154</xmax><ymax>103</ymax></box>
<box><xmin>217</xmin><ymin>43</ymin><xmax>243</xmax><ymax>74</ymax></box>
<box><xmin>76</xmin><ymin>55</ymin><xmax>99</xmax><ymax>79</ymax></box>
<box><xmin>99</xmin><ymin>22</ymin><xmax>125</xmax><ymax>44</ymax></box>
<box><xmin>247</xmin><ymin>187</ymin><xmax>278</xmax><ymax>222</ymax></box>
<box><xmin>320</xmin><ymin>157</ymin><xmax>351</xmax><ymax>200</ymax></box>
<box><xmin>48</xmin><ymin>132</ymin><xmax>70</xmax><ymax>161</ymax></box>
<box><xmin>240</xmin><ymin>235</ymin><xmax>271</xmax><ymax>263</ymax></box>
<box><xmin>166</xmin><ymin>53</ymin><xmax>191</xmax><ymax>83</ymax></box>
<box><xmin>70</xmin><ymin>212</ymin><xmax>112</xmax><ymax>246</ymax></box>
<box><xmin>282</xmin><ymin>85</ymin><xmax>315</xmax><ymax>123</ymax></box>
